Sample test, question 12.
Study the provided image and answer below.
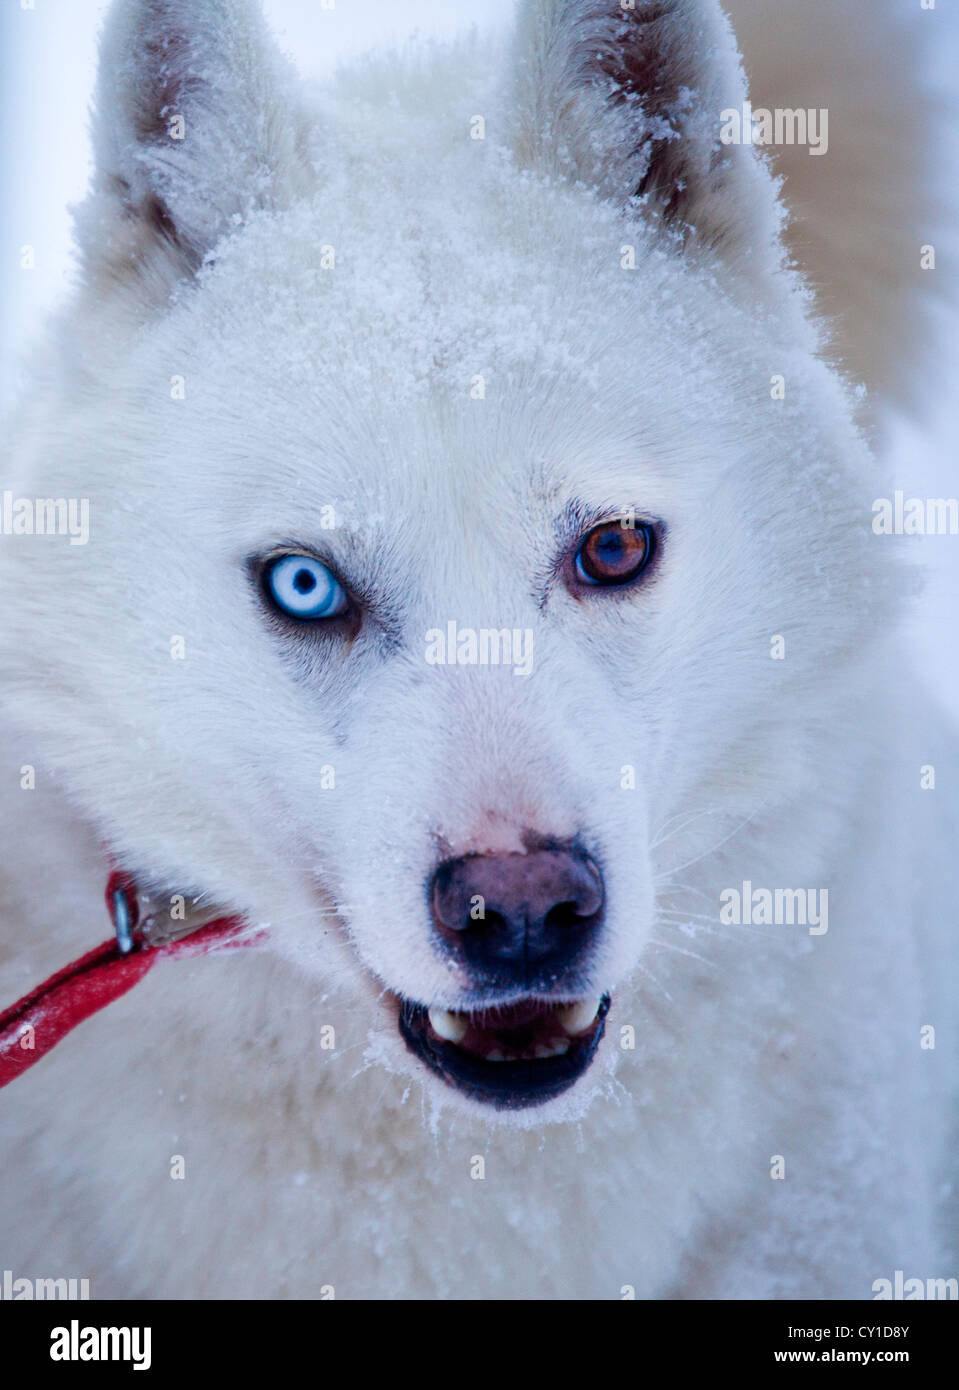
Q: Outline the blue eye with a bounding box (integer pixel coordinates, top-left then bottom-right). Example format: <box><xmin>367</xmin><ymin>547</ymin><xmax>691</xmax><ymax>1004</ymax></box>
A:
<box><xmin>264</xmin><ymin>554</ymin><xmax>348</xmax><ymax>620</ymax></box>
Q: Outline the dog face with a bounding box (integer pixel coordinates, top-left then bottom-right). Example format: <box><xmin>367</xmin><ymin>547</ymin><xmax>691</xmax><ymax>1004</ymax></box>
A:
<box><xmin>0</xmin><ymin>0</ymin><xmax>885</xmax><ymax>1118</ymax></box>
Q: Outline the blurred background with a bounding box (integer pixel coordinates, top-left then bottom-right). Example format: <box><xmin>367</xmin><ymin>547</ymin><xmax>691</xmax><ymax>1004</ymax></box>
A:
<box><xmin>2</xmin><ymin>0</ymin><xmax>957</xmax><ymax>714</ymax></box>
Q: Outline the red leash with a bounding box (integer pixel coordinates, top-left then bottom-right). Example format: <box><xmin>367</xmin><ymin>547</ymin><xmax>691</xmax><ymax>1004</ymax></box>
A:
<box><xmin>0</xmin><ymin>874</ymin><xmax>260</xmax><ymax>1090</ymax></box>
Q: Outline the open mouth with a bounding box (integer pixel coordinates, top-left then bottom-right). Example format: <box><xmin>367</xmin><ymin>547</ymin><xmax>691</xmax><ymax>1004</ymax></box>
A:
<box><xmin>398</xmin><ymin>993</ymin><xmax>610</xmax><ymax>1110</ymax></box>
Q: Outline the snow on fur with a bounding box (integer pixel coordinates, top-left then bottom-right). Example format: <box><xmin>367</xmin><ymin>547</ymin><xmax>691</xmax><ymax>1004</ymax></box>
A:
<box><xmin>0</xmin><ymin>0</ymin><xmax>955</xmax><ymax>1299</ymax></box>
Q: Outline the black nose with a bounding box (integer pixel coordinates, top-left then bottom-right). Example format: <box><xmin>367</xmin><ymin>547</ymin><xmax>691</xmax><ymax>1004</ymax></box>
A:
<box><xmin>430</xmin><ymin>845</ymin><xmax>604</xmax><ymax>991</ymax></box>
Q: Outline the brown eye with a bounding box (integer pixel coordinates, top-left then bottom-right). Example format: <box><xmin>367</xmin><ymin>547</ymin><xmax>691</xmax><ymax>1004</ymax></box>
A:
<box><xmin>574</xmin><ymin>521</ymin><xmax>654</xmax><ymax>587</ymax></box>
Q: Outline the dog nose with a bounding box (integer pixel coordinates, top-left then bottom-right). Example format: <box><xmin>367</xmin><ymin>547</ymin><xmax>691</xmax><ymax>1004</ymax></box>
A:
<box><xmin>430</xmin><ymin>845</ymin><xmax>604</xmax><ymax>990</ymax></box>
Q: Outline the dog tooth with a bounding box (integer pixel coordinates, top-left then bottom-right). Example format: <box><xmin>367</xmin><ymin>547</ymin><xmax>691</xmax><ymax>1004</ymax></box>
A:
<box><xmin>557</xmin><ymin>997</ymin><xmax>601</xmax><ymax>1036</ymax></box>
<box><xmin>428</xmin><ymin>1006</ymin><xmax>468</xmax><ymax>1044</ymax></box>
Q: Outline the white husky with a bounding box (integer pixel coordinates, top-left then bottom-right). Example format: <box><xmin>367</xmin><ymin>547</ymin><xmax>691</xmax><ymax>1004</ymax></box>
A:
<box><xmin>0</xmin><ymin>0</ymin><xmax>956</xmax><ymax>1299</ymax></box>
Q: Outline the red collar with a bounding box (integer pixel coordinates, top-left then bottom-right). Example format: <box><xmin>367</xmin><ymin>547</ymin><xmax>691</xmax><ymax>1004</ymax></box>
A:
<box><xmin>0</xmin><ymin>873</ymin><xmax>259</xmax><ymax>1090</ymax></box>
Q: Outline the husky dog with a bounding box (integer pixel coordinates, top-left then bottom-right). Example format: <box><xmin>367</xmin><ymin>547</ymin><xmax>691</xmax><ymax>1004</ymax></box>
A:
<box><xmin>0</xmin><ymin>0</ymin><xmax>956</xmax><ymax>1299</ymax></box>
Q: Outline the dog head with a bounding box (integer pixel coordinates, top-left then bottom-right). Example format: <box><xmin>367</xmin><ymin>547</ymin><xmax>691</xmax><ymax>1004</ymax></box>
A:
<box><xmin>0</xmin><ymin>0</ymin><xmax>888</xmax><ymax>1119</ymax></box>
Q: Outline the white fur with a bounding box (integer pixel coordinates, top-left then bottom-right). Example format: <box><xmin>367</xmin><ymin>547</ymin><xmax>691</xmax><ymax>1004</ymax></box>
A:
<box><xmin>0</xmin><ymin>0</ymin><xmax>956</xmax><ymax>1298</ymax></box>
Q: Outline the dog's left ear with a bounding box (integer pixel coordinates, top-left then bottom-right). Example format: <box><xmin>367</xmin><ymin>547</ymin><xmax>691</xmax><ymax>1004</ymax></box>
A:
<box><xmin>511</xmin><ymin>0</ymin><xmax>780</xmax><ymax>273</ymax></box>
<box><xmin>79</xmin><ymin>0</ymin><xmax>313</xmax><ymax>289</ymax></box>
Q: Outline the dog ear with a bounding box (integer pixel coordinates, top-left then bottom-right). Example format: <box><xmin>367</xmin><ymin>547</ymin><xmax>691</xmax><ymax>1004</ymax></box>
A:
<box><xmin>79</xmin><ymin>0</ymin><xmax>313</xmax><ymax>287</ymax></box>
<box><xmin>511</xmin><ymin>0</ymin><xmax>780</xmax><ymax>270</ymax></box>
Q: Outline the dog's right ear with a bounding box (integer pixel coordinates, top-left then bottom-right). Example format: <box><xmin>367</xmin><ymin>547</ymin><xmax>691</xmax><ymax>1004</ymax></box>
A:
<box><xmin>77</xmin><ymin>0</ymin><xmax>313</xmax><ymax>294</ymax></box>
<box><xmin>510</xmin><ymin>0</ymin><xmax>781</xmax><ymax>277</ymax></box>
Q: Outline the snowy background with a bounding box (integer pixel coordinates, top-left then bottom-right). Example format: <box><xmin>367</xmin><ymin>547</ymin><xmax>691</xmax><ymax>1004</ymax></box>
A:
<box><xmin>2</xmin><ymin>0</ymin><xmax>957</xmax><ymax>716</ymax></box>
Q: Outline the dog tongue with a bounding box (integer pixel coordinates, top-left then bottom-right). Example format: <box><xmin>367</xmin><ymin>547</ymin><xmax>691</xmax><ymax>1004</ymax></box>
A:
<box><xmin>426</xmin><ymin>996</ymin><xmax>602</xmax><ymax>1059</ymax></box>
<box><xmin>459</xmin><ymin>999</ymin><xmax>562</xmax><ymax>1056</ymax></box>
<box><xmin>483</xmin><ymin>999</ymin><xmax>551</xmax><ymax>1029</ymax></box>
